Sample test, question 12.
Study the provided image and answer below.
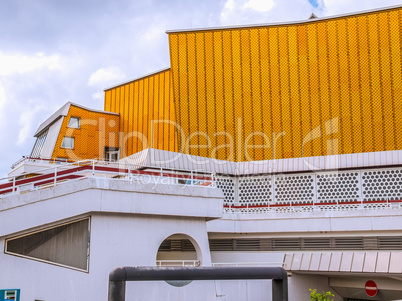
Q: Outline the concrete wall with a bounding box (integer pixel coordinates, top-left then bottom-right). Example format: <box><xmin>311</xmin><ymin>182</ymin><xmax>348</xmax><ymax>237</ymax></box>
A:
<box><xmin>0</xmin><ymin>214</ymin><xmax>216</xmax><ymax>301</ymax></box>
<box><xmin>0</xmin><ymin>178</ymin><xmax>225</xmax><ymax>301</ymax></box>
<box><xmin>1</xmin><ymin>212</ymin><xmax>311</xmax><ymax>301</ymax></box>
<box><xmin>289</xmin><ymin>274</ymin><xmax>343</xmax><ymax>301</ymax></box>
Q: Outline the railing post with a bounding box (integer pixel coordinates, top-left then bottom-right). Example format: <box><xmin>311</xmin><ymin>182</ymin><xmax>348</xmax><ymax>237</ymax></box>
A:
<box><xmin>191</xmin><ymin>171</ymin><xmax>193</xmax><ymax>186</ymax></box>
<box><xmin>92</xmin><ymin>160</ymin><xmax>95</xmax><ymax>176</ymax></box>
<box><xmin>54</xmin><ymin>167</ymin><xmax>57</xmax><ymax>186</ymax></box>
<box><xmin>12</xmin><ymin>176</ymin><xmax>16</xmax><ymax>194</ymax></box>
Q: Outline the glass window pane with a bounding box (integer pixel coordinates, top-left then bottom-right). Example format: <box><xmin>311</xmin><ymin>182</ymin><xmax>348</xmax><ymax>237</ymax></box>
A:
<box><xmin>68</xmin><ymin>117</ymin><xmax>80</xmax><ymax>128</ymax></box>
<box><xmin>30</xmin><ymin>130</ymin><xmax>48</xmax><ymax>158</ymax></box>
<box><xmin>61</xmin><ymin>137</ymin><xmax>74</xmax><ymax>149</ymax></box>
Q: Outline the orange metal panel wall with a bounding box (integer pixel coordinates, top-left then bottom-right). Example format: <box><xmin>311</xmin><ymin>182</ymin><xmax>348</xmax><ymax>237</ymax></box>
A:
<box><xmin>104</xmin><ymin>69</ymin><xmax>177</xmax><ymax>157</ymax></box>
<box><xmin>168</xmin><ymin>7</ymin><xmax>402</xmax><ymax>161</ymax></box>
<box><xmin>52</xmin><ymin>105</ymin><xmax>119</xmax><ymax>160</ymax></box>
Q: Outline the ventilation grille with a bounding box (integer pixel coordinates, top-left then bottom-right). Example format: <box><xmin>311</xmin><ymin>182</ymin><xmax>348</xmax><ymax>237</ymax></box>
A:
<box><xmin>209</xmin><ymin>236</ymin><xmax>402</xmax><ymax>251</ymax></box>
<box><xmin>158</xmin><ymin>240</ymin><xmax>196</xmax><ymax>252</ymax></box>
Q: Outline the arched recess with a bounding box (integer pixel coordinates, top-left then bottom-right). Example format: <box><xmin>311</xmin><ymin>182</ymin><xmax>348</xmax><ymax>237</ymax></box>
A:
<box><xmin>156</xmin><ymin>233</ymin><xmax>202</xmax><ymax>267</ymax></box>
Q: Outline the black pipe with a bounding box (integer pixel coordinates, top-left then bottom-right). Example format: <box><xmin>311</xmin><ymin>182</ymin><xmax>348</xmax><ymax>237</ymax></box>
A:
<box><xmin>108</xmin><ymin>266</ymin><xmax>288</xmax><ymax>301</ymax></box>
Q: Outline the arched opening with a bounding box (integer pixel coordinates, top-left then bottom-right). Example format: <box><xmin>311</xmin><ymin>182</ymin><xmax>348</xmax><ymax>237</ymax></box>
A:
<box><xmin>156</xmin><ymin>234</ymin><xmax>201</xmax><ymax>267</ymax></box>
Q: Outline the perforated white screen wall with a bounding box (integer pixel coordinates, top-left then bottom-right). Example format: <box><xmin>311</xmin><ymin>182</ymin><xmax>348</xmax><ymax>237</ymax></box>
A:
<box><xmin>218</xmin><ymin>167</ymin><xmax>402</xmax><ymax>210</ymax></box>
<box><xmin>317</xmin><ymin>172</ymin><xmax>360</xmax><ymax>201</ymax></box>
<box><xmin>362</xmin><ymin>168</ymin><xmax>402</xmax><ymax>201</ymax></box>
<box><xmin>274</xmin><ymin>175</ymin><xmax>314</xmax><ymax>202</ymax></box>
<box><xmin>216</xmin><ymin>177</ymin><xmax>235</xmax><ymax>203</ymax></box>
<box><xmin>238</xmin><ymin>177</ymin><xmax>273</xmax><ymax>203</ymax></box>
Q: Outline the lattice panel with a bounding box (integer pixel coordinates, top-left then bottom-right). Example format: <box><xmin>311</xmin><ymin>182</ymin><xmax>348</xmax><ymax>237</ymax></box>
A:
<box><xmin>362</xmin><ymin>168</ymin><xmax>402</xmax><ymax>200</ymax></box>
<box><xmin>216</xmin><ymin>177</ymin><xmax>235</xmax><ymax>203</ymax></box>
<box><xmin>222</xmin><ymin>168</ymin><xmax>402</xmax><ymax>213</ymax></box>
<box><xmin>316</xmin><ymin>172</ymin><xmax>360</xmax><ymax>200</ymax></box>
<box><xmin>238</xmin><ymin>176</ymin><xmax>273</xmax><ymax>203</ymax></box>
<box><xmin>274</xmin><ymin>175</ymin><xmax>314</xmax><ymax>201</ymax></box>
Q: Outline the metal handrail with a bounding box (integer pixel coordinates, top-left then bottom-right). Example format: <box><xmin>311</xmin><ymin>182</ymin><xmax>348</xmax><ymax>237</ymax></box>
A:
<box><xmin>11</xmin><ymin>156</ymin><xmax>75</xmax><ymax>169</ymax></box>
<box><xmin>212</xmin><ymin>262</ymin><xmax>284</xmax><ymax>267</ymax></box>
<box><xmin>156</xmin><ymin>260</ymin><xmax>200</xmax><ymax>267</ymax></box>
<box><xmin>223</xmin><ymin>196</ymin><xmax>402</xmax><ymax>212</ymax></box>
<box><xmin>0</xmin><ymin>160</ymin><xmax>216</xmax><ymax>198</ymax></box>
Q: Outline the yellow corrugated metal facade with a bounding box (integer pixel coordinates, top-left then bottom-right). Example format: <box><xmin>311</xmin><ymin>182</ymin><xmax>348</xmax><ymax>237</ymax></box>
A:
<box><xmin>104</xmin><ymin>69</ymin><xmax>177</xmax><ymax>157</ymax></box>
<box><xmin>105</xmin><ymin>6</ymin><xmax>402</xmax><ymax>161</ymax></box>
<box><xmin>168</xmin><ymin>6</ymin><xmax>402</xmax><ymax>161</ymax></box>
<box><xmin>53</xmin><ymin>105</ymin><xmax>119</xmax><ymax>160</ymax></box>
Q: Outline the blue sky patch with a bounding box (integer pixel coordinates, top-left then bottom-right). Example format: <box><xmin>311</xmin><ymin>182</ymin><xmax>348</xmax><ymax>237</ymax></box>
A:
<box><xmin>308</xmin><ymin>0</ymin><xmax>319</xmax><ymax>8</ymax></box>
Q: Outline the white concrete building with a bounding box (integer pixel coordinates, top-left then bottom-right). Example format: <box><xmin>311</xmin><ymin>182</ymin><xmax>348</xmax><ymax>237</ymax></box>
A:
<box><xmin>1</xmin><ymin>149</ymin><xmax>402</xmax><ymax>300</ymax></box>
<box><xmin>2</xmin><ymin>5</ymin><xmax>402</xmax><ymax>301</ymax></box>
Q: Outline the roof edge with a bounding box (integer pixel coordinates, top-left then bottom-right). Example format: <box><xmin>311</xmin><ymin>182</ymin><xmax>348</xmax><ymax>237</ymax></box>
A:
<box><xmin>34</xmin><ymin>102</ymin><xmax>71</xmax><ymax>136</ymax></box>
<box><xmin>68</xmin><ymin>101</ymin><xmax>119</xmax><ymax>116</ymax></box>
<box><xmin>166</xmin><ymin>4</ymin><xmax>402</xmax><ymax>34</ymax></box>
<box><xmin>34</xmin><ymin>101</ymin><xmax>119</xmax><ymax>137</ymax></box>
<box><xmin>104</xmin><ymin>67</ymin><xmax>170</xmax><ymax>91</ymax></box>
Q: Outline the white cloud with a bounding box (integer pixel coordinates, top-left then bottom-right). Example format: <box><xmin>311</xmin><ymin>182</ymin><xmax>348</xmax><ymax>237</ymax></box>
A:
<box><xmin>144</xmin><ymin>22</ymin><xmax>166</xmax><ymax>43</ymax></box>
<box><xmin>244</xmin><ymin>0</ymin><xmax>275</xmax><ymax>12</ymax></box>
<box><xmin>0</xmin><ymin>84</ymin><xmax>6</xmax><ymax>113</ymax></box>
<box><xmin>16</xmin><ymin>105</ymin><xmax>47</xmax><ymax>146</ymax></box>
<box><xmin>88</xmin><ymin>67</ymin><xmax>125</xmax><ymax>88</ymax></box>
<box><xmin>92</xmin><ymin>91</ymin><xmax>103</xmax><ymax>100</ymax></box>
<box><xmin>224</xmin><ymin>0</ymin><xmax>235</xmax><ymax>11</ymax></box>
<box><xmin>220</xmin><ymin>0</ymin><xmax>402</xmax><ymax>28</ymax></box>
<box><xmin>0</xmin><ymin>52</ymin><xmax>63</xmax><ymax>76</ymax></box>
<box><xmin>318</xmin><ymin>0</ymin><xmax>402</xmax><ymax>16</ymax></box>
<box><xmin>220</xmin><ymin>0</ymin><xmax>312</xmax><ymax>26</ymax></box>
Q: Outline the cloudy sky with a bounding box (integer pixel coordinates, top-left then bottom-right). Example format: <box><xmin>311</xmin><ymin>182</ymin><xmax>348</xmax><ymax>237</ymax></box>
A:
<box><xmin>1</xmin><ymin>0</ymin><xmax>401</xmax><ymax>177</ymax></box>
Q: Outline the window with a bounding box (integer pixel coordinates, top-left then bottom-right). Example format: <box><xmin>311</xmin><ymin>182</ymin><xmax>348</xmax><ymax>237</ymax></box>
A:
<box><xmin>61</xmin><ymin>137</ymin><xmax>74</xmax><ymax>149</ymax></box>
<box><xmin>104</xmin><ymin>147</ymin><xmax>120</xmax><ymax>162</ymax></box>
<box><xmin>68</xmin><ymin>117</ymin><xmax>80</xmax><ymax>128</ymax></box>
<box><xmin>5</xmin><ymin>218</ymin><xmax>90</xmax><ymax>271</ymax></box>
<box><xmin>56</xmin><ymin>157</ymin><xmax>68</xmax><ymax>164</ymax></box>
<box><xmin>30</xmin><ymin>129</ymin><xmax>48</xmax><ymax>158</ymax></box>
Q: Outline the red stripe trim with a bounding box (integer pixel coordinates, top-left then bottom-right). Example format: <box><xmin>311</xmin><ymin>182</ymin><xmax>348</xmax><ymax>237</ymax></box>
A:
<box><xmin>363</xmin><ymin>200</ymin><xmax>387</xmax><ymax>204</ymax></box>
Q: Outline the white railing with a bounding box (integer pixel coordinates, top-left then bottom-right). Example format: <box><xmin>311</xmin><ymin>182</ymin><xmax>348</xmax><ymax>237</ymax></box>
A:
<box><xmin>212</xmin><ymin>262</ymin><xmax>283</xmax><ymax>267</ymax></box>
<box><xmin>0</xmin><ymin>160</ymin><xmax>216</xmax><ymax>198</ymax></box>
<box><xmin>11</xmin><ymin>156</ymin><xmax>74</xmax><ymax>169</ymax></box>
<box><xmin>156</xmin><ymin>260</ymin><xmax>200</xmax><ymax>267</ymax></box>
<box><xmin>223</xmin><ymin>197</ymin><xmax>402</xmax><ymax>214</ymax></box>
<box><xmin>6</xmin><ymin>158</ymin><xmax>402</xmax><ymax>215</ymax></box>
